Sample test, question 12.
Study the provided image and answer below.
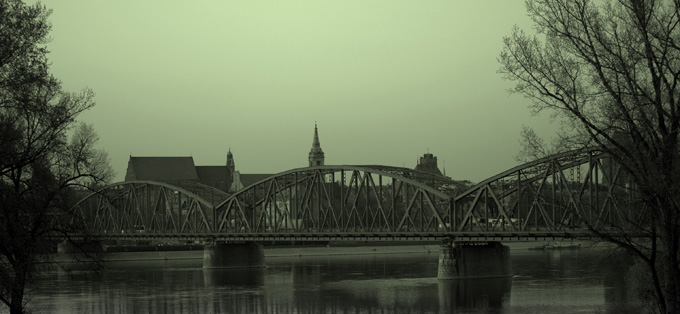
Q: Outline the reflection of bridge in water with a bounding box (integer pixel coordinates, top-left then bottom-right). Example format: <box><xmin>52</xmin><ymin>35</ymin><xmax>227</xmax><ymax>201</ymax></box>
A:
<box><xmin>48</xmin><ymin>255</ymin><xmax>516</xmax><ymax>313</ymax></box>
<box><xmin>70</xmin><ymin>148</ymin><xmax>647</xmax><ymax>277</ymax></box>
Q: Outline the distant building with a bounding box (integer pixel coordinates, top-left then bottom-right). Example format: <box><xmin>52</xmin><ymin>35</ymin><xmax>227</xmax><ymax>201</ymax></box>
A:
<box><xmin>124</xmin><ymin>125</ymin><xmax>325</xmax><ymax>193</ymax></box>
<box><xmin>124</xmin><ymin>155</ymin><xmax>234</xmax><ymax>192</ymax></box>
<box><xmin>415</xmin><ymin>153</ymin><xmax>444</xmax><ymax>176</ymax></box>
<box><xmin>229</xmin><ymin>172</ymin><xmax>275</xmax><ymax>193</ymax></box>
<box><xmin>308</xmin><ymin>123</ymin><xmax>325</xmax><ymax>167</ymax></box>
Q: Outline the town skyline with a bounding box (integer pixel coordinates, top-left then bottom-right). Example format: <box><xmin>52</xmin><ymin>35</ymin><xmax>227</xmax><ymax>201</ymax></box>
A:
<box><xmin>40</xmin><ymin>1</ymin><xmax>557</xmax><ymax>183</ymax></box>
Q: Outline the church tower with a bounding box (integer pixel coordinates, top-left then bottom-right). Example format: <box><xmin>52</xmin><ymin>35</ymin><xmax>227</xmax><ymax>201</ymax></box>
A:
<box><xmin>415</xmin><ymin>153</ymin><xmax>444</xmax><ymax>176</ymax></box>
<box><xmin>308</xmin><ymin>123</ymin><xmax>325</xmax><ymax>167</ymax></box>
<box><xmin>226</xmin><ymin>149</ymin><xmax>235</xmax><ymax>173</ymax></box>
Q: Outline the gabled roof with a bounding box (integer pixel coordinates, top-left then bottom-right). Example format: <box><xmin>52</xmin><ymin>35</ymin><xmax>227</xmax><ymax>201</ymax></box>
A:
<box><xmin>195</xmin><ymin>166</ymin><xmax>230</xmax><ymax>181</ymax></box>
<box><xmin>239</xmin><ymin>174</ymin><xmax>274</xmax><ymax>187</ymax></box>
<box><xmin>125</xmin><ymin>157</ymin><xmax>198</xmax><ymax>181</ymax></box>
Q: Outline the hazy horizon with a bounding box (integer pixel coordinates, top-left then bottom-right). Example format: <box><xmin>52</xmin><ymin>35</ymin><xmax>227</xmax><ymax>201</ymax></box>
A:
<box><xmin>40</xmin><ymin>1</ymin><xmax>557</xmax><ymax>183</ymax></box>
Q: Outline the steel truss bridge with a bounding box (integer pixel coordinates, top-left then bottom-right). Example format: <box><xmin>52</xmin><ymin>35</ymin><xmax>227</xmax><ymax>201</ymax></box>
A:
<box><xmin>72</xmin><ymin>149</ymin><xmax>647</xmax><ymax>242</ymax></box>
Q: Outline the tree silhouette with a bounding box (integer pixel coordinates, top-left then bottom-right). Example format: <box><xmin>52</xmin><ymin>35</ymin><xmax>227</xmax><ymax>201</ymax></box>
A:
<box><xmin>500</xmin><ymin>0</ymin><xmax>680</xmax><ymax>312</ymax></box>
<box><xmin>0</xmin><ymin>1</ymin><xmax>112</xmax><ymax>313</ymax></box>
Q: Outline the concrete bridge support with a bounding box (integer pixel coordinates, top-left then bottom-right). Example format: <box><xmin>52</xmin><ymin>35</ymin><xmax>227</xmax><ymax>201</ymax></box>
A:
<box><xmin>202</xmin><ymin>242</ymin><xmax>265</xmax><ymax>269</ymax></box>
<box><xmin>56</xmin><ymin>240</ymin><xmax>104</xmax><ymax>254</ymax></box>
<box><xmin>438</xmin><ymin>241</ymin><xmax>512</xmax><ymax>279</ymax></box>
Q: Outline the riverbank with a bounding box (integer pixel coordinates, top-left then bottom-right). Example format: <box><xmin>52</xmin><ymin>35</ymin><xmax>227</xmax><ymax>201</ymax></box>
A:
<box><xmin>52</xmin><ymin>240</ymin><xmax>604</xmax><ymax>263</ymax></box>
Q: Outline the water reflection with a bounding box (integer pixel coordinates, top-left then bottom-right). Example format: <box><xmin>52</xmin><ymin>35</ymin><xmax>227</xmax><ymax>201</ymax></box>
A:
<box><xmin>439</xmin><ymin>277</ymin><xmax>512</xmax><ymax>312</ymax></box>
<box><xmin>203</xmin><ymin>268</ymin><xmax>265</xmax><ymax>287</ymax></box>
<box><xmin>602</xmin><ymin>256</ymin><xmax>651</xmax><ymax>314</ymax></box>
<box><xmin>24</xmin><ymin>250</ymin><xmax>635</xmax><ymax>314</ymax></box>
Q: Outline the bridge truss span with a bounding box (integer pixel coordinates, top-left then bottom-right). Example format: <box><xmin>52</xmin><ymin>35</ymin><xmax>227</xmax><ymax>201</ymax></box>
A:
<box><xmin>452</xmin><ymin>148</ymin><xmax>646</xmax><ymax>235</ymax></box>
<box><xmin>214</xmin><ymin>165</ymin><xmax>455</xmax><ymax>235</ymax></box>
<box><xmin>72</xmin><ymin>155</ymin><xmax>647</xmax><ymax>240</ymax></box>
<box><xmin>73</xmin><ymin>180</ymin><xmax>224</xmax><ymax>234</ymax></box>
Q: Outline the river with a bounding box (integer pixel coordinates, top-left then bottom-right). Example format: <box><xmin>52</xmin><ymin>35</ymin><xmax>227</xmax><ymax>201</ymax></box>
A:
<box><xmin>20</xmin><ymin>245</ymin><xmax>641</xmax><ymax>314</ymax></box>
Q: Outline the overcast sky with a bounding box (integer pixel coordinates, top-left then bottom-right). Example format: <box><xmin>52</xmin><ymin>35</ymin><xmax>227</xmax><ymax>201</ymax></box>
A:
<box><xmin>42</xmin><ymin>1</ymin><xmax>556</xmax><ymax>183</ymax></box>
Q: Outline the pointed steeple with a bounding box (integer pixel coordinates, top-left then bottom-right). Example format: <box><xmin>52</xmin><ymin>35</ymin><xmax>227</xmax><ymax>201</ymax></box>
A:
<box><xmin>308</xmin><ymin>123</ymin><xmax>325</xmax><ymax>167</ymax></box>
<box><xmin>312</xmin><ymin>123</ymin><xmax>321</xmax><ymax>146</ymax></box>
<box><xmin>226</xmin><ymin>148</ymin><xmax>235</xmax><ymax>173</ymax></box>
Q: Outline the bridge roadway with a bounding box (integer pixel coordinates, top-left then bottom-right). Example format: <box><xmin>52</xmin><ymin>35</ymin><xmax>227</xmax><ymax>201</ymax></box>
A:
<box><xmin>71</xmin><ymin>149</ymin><xmax>648</xmax><ymax>242</ymax></box>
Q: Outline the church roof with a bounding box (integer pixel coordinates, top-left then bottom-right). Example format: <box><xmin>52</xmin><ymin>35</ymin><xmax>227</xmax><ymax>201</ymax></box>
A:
<box><xmin>195</xmin><ymin>166</ymin><xmax>230</xmax><ymax>181</ymax></box>
<box><xmin>125</xmin><ymin>157</ymin><xmax>198</xmax><ymax>181</ymax></box>
<box><xmin>239</xmin><ymin>174</ymin><xmax>275</xmax><ymax>187</ymax></box>
<box><xmin>168</xmin><ymin>180</ymin><xmax>231</xmax><ymax>205</ymax></box>
<box><xmin>415</xmin><ymin>162</ymin><xmax>443</xmax><ymax>176</ymax></box>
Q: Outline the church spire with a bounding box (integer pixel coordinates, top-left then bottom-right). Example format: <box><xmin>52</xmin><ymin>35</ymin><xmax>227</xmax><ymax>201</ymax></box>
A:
<box><xmin>308</xmin><ymin>123</ymin><xmax>325</xmax><ymax>167</ymax></box>
<box><xmin>226</xmin><ymin>148</ymin><xmax>235</xmax><ymax>173</ymax></box>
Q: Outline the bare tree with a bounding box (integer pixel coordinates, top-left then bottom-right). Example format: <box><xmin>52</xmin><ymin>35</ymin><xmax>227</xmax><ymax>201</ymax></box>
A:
<box><xmin>0</xmin><ymin>1</ymin><xmax>112</xmax><ymax>313</ymax></box>
<box><xmin>500</xmin><ymin>0</ymin><xmax>680</xmax><ymax>312</ymax></box>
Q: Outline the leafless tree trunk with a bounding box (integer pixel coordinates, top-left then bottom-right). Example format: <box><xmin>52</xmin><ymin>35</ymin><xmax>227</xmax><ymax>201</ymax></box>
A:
<box><xmin>0</xmin><ymin>1</ymin><xmax>113</xmax><ymax>313</ymax></box>
<box><xmin>500</xmin><ymin>0</ymin><xmax>680</xmax><ymax>312</ymax></box>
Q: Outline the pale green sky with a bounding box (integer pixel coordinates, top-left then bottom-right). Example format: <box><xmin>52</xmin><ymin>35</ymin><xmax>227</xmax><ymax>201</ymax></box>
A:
<box><xmin>42</xmin><ymin>1</ymin><xmax>555</xmax><ymax>182</ymax></box>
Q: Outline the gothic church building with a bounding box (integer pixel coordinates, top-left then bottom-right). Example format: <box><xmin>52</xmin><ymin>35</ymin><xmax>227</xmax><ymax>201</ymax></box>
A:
<box><xmin>124</xmin><ymin>125</ymin><xmax>326</xmax><ymax>193</ymax></box>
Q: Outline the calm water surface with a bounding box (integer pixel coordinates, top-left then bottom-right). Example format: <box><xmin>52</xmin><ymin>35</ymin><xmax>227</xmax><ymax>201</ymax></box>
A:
<box><xmin>23</xmin><ymin>248</ymin><xmax>635</xmax><ymax>314</ymax></box>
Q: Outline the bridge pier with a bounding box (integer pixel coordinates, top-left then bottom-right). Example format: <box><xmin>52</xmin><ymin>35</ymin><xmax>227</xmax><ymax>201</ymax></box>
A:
<box><xmin>56</xmin><ymin>240</ymin><xmax>104</xmax><ymax>254</ymax></box>
<box><xmin>202</xmin><ymin>242</ymin><xmax>265</xmax><ymax>269</ymax></box>
<box><xmin>438</xmin><ymin>241</ymin><xmax>512</xmax><ymax>279</ymax></box>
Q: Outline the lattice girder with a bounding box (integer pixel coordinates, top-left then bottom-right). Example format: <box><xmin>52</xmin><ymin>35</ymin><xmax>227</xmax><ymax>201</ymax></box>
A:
<box><xmin>73</xmin><ymin>181</ymin><xmax>216</xmax><ymax>235</ymax></box>
<box><xmin>70</xmin><ymin>156</ymin><xmax>645</xmax><ymax>239</ymax></box>
<box><xmin>453</xmin><ymin>149</ymin><xmax>640</xmax><ymax>234</ymax></box>
<box><xmin>214</xmin><ymin>166</ymin><xmax>453</xmax><ymax>234</ymax></box>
